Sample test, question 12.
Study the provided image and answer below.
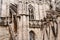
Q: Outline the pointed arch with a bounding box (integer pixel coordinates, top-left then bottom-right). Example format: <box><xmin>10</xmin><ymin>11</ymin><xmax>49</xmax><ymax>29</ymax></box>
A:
<box><xmin>28</xmin><ymin>4</ymin><xmax>35</xmax><ymax>20</ymax></box>
<box><xmin>29</xmin><ymin>31</ymin><xmax>35</xmax><ymax>40</ymax></box>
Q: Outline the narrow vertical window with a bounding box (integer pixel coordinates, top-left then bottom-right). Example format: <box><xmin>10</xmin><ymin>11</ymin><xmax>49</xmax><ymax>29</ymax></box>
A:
<box><xmin>28</xmin><ymin>4</ymin><xmax>34</xmax><ymax>20</ymax></box>
<box><xmin>29</xmin><ymin>31</ymin><xmax>35</xmax><ymax>40</ymax></box>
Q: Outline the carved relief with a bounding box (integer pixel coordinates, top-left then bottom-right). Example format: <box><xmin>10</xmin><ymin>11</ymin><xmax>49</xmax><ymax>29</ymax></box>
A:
<box><xmin>29</xmin><ymin>20</ymin><xmax>41</xmax><ymax>28</ymax></box>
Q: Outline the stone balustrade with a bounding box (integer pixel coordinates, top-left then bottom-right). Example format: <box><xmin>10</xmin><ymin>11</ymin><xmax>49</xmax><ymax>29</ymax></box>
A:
<box><xmin>29</xmin><ymin>20</ymin><xmax>41</xmax><ymax>28</ymax></box>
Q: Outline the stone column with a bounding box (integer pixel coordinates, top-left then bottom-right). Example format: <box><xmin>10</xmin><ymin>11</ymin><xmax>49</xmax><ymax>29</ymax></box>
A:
<box><xmin>35</xmin><ymin>3</ymin><xmax>39</xmax><ymax>20</ymax></box>
<box><xmin>6</xmin><ymin>0</ymin><xmax>10</xmax><ymax>17</ymax></box>
<box><xmin>21</xmin><ymin>1</ymin><xmax>29</xmax><ymax>40</ymax></box>
<box><xmin>17</xmin><ymin>16</ymin><xmax>23</xmax><ymax>40</ymax></box>
<box><xmin>22</xmin><ymin>15</ymin><xmax>28</xmax><ymax>40</ymax></box>
<box><xmin>17</xmin><ymin>0</ymin><xmax>23</xmax><ymax>40</ymax></box>
<box><xmin>17</xmin><ymin>15</ymin><xmax>29</xmax><ymax>40</ymax></box>
<box><xmin>1</xmin><ymin>0</ymin><xmax>7</xmax><ymax>17</ymax></box>
<box><xmin>17</xmin><ymin>0</ymin><xmax>29</xmax><ymax>40</ymax></box>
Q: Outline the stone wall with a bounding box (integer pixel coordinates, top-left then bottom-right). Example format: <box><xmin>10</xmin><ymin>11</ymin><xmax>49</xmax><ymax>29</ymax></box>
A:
<box><xmin>0</xmin><ymin>26</ymin><xmax>10</xmax><ymax>40</ymax></box>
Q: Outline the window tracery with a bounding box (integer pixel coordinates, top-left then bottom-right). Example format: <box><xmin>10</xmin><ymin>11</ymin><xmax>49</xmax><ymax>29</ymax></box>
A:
<box><xmin>28</xmin><ymin>4</ymin><xmax>34</xmax><ymax>20</ymax></box>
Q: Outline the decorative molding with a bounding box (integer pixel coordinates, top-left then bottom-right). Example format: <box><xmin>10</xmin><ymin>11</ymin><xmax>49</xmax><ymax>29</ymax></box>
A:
<box><xmin>29</xmin><ymin>20</ymin><xmax>41</xmax><ymax>28</ymax></box>
<box><xmin>20</xmin><ymin>14</ymin><xmax>29</xmax><ymax>16</ymax></box>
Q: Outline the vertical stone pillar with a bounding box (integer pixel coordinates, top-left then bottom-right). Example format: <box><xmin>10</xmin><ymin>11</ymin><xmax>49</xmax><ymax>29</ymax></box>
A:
<box><xmin>6</xmin><ymin>0</ymin><xmax>10</xmax><ymax>17</ymax></box>
<box><xmin>17</xmin><ymin>0</ymin><xmax>23</xmax><ymax>40</ymax></box>
<box><xmin>18</xmin><ymin>0</ymin><xmax>23</xmax><ymax>15</ymax></box>
<box><xmin>1</xmin><ymin>0</ymin><xmax>7</xmax><ymax>17</ymax></box>
<box><xmin>17</xmin><ymin>15</ymin><xmax>29</xmax><ymax>40</ymax></box>
<box><xmin>21</xmin><ymin>1</ymin><xmax>29</xmax><ymax>40</ymax></box>
<box><xmin>35</xmin><ymin>4</ymin><xmax>40</xmax><ymax>20</ymax></box>
<box><xmin>17</xmin><ymin>0</ymin><xmax>29</xmax><ymax>40</ymax></box>
<box><xmin>17</xmin><ymin>16</ymin><xmax>23</xmax><ymax>40</ymax></box>
<box><xmin>1</xmin><ymin>0</ymin><xmax>9</xmax><ymax>17</ymax></box>
<box><xmin>22</xmin><ymin>15</ymin><xmax>28</xmax><ymax>40</ymax></box>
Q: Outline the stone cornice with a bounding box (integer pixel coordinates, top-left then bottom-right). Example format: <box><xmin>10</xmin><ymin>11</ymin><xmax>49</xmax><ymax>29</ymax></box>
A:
<box><xmin>20</xmin><ymin>14</ymin><xmax>29</xmax><ymax>16</ymax></box>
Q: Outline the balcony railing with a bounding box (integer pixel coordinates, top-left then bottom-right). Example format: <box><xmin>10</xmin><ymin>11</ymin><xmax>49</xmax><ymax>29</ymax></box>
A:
<box><xmin>29</xmin><ymin>20</ymin><xmax>41</xmax><ymax>28</ymax></box>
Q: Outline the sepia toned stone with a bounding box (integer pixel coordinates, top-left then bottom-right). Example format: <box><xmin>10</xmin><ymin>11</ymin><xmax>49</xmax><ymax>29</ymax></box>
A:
<box><xmin>0</xmin><ymin>0</ymin><xmax>60</xmax><ymax>40</ymax></box>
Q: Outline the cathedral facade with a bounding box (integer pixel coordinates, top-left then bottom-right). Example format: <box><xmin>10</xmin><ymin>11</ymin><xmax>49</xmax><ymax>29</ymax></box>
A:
<box><xmin>0</xmin><ymin>0</ymin><xmax>60</xmax><ymax>40</ymax></box>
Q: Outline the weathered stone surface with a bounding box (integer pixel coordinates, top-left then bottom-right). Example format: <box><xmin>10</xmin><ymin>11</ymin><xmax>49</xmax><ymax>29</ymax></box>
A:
<box><xmin>0</xmin><ymin>27</ymin><xmax>10</xmax><ymax>40</ymax></box>
<box><xmin>1</xmin><ymin>0</ymin><xmax>60</xmax><ymax>40</ymax></box>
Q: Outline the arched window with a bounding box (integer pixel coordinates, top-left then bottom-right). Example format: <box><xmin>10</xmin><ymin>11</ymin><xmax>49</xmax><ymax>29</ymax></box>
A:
<box><xmin>29</xmin><ymin>31</ymin><xmax>35</xmax><ymax>40</ymax></box>
<box><xmin>28</xmin><ymin>4</ymin><xmax>34</xmax><ymax>20</ymax></box>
